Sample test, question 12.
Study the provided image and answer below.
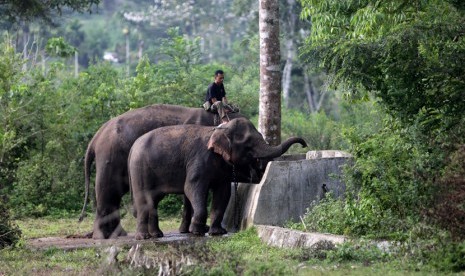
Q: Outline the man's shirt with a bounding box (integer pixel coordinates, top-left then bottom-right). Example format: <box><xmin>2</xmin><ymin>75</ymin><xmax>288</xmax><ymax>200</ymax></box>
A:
<box><xmin>205</xmin><ymin>82</ymin><xmax>226</xmax><ymax>104</ymax></box>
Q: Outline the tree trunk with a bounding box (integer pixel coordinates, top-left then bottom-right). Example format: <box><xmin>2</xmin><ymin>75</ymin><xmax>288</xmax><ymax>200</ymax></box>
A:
<box><xmin>74</xmin><ymin>51</ymin><xmax>79</xmax><ymax>78</ymax></box>
<box><xmin>303</xmin><ymin>67</ymin><xmax>316</xmax><ymax>113</ymax></box>
<box><xmin>304</xmin><ymin>66</ymin><xmax>327</xmax><ymax>113</ymax></box>
<box><xmin>259</xmin><ymin>0</ymin><xmax>281</xmax><ymax>146</ymax></box>
<box><xmin>282</xmin><ymin>38</ymin><xmax>294</xmax><ymax>108</ymax></box>
<box><xmin>125</xmin><ymin>31</ymin><xmax>130</xmax><ymax>76</ymax></box>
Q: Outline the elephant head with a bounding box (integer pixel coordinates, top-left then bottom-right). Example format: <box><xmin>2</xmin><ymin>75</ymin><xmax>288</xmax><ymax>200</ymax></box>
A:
<box><xmin>207</xmin><ymin>118</ymin><xmax>307</xmax><ymax>182</ymax></box>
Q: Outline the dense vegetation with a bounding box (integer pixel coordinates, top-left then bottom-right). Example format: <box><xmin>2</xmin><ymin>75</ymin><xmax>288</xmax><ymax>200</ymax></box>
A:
<box><xmin>292</xmin><ymin>0</ymin><xmax>465</xmax><ymax>271</ymax></box>
<box><xmin>0</xmin><ymin>0</ymin><xmax>464</xmax><ymax>273</ymax></box>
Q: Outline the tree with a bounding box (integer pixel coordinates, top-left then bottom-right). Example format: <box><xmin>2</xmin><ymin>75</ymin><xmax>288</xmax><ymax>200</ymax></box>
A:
<box><xmin>258</xmin><ymin>0</ymin><xmax>281</xmax><ymax>146</ymax></box>
<box><xmin>122</xmin><ymin>0</ymin><xmax>249</xmax><ymax>63</ymax></box>
<box><xmin>0</xmin><ymin>0</ymin><xmax>100</xmax><ymax>23</ymax></box>
<box><xmin>299</xmin><ymin>0</ymin><xmax>465</xmax><ymax>239</ymax></box>
<box><xmin>300</xmin><ymin>0</ymin><xmax>465</xmax><ymax>131</ymax></box>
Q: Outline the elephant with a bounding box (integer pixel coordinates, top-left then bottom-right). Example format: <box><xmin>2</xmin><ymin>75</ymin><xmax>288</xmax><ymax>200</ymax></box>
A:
<box><xmin>128</xmin><ymin>117</ymin><xmax>307</xmax><ymax>239</ymax></box>
<box><xmin>80</xmin><ymin>104</ymin><xmax>247</xmax><ymax>239</ymax></box>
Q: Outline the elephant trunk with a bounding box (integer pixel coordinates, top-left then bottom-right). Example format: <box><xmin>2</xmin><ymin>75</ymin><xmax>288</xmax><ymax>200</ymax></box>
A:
<box><xmin>253</xmin><ymin>137</ymin><xmax>307</xmax><ymax>159</ymax></box>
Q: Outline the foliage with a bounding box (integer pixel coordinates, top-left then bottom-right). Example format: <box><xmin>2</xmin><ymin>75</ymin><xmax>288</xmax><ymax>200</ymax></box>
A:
<box><xmin>294</xmin><ymin>103</ymin><xmax>442</xmax><ymax>239</ymax></box>
<box><xmin>157</xmin><ymin>195</ymin><xmax>183</xmax><ymax>218</ymax></box>
<box><xmin>430</xmin><ymin>240</ymin><xmax>465</xmax><ymax>272</ymax></box>
<box><xmin>290</xmin><ymin>192</ymin><xmax>346</xmax><ymax>235</ymax></box>
<box><xmin>429</xmin><ymin>145</ymin><xmax>465</xmax><ymax>240</ymax></box>
<box><xmin>0</xmin><ymin>29</ymin><xmax>264</xmax><ymax>219</ymax></box>
<box><xmin>0</xmin><ymin>198</ymin><xmax>21</xmax><ymax>248</ymax></box>
<box><xmin>0</xmin><ymin>0</ymin><xmax>101</xmax><ymax>24</ymax></box>
<box><xmin>282</xmin><ymin>108</ymin><xmax>345</xmax><ymax>151</ymax></box>
<box><xmin>45</xmin><ymin>37</ymin><xmax>76</xmax><ymax>58</ymax></box>
<box><xmin>301</xmin><ymin>0</ymin><xmax>465</xmax><ymax>126</ymax></box>
<box><xmin>0</xmin><ymin>41</ymin><xmax>29</xmax><ymax>189</ymax></box>
<box><xmin>342</xmin><ymin>118</ymin><xmax>438</xmax><ymax>239</ymax></box>
<box><xmin>299</xmin><ymin>0</ymin><xmax>465</xmax><ymax>243</ymax></box>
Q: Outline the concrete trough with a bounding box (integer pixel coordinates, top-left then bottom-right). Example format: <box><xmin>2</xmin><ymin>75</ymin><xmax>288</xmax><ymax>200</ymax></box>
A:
<box><xmin>223</xmin><ymin>150</ymin><xmax>352</xmax><ymax>232</ymax></box>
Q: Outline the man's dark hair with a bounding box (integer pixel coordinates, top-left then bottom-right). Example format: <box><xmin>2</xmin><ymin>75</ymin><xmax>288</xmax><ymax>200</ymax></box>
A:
<box><xmin>214</xmin><ymin>70</ymin><xmax>224</xmax><ymax>76</ymax></box>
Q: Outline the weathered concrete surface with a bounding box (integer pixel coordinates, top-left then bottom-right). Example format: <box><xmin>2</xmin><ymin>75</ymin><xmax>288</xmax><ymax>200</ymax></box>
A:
<box><xmin>223</xmin><ymin>151</ymin><xmax>352</xmax><ymax>231</ymax></box>
<box><xmin>255</xmin><ymin>225</ymin><xmax>346</xmax><ymax>248</ymax></box>
<box><xmin>306</xmin><ymin>150</ymin><xmax>352</xmax><ymax>159</ymax></box>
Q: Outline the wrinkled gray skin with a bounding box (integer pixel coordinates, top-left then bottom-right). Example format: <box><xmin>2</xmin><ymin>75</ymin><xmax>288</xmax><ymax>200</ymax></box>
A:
<box><xmin>80</xmin><ymin>104</ymin><xmax>246</xmax><ymax>239</ymax></box>
<box><xmin>128</xmin><ymin>118</ymin><xmax>307</xmax><ymax>239</ymax></box>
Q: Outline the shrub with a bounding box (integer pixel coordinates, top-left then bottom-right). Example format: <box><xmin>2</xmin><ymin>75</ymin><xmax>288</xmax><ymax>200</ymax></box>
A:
<box><xmin>0</xmin><ymin>197</ymin><xmax>21</xmax><ymax>248</ymax></box>
<box><xmin>429</xmin><ymin>145</ymin><xmax>465</xmax><ymax>240</ymax></box>
<box><xmin>297</xmin><ymin>192</ymin><xmax>346</xmax><ymax>235</ymax></box>
<box><xmin>342</xmin><ymin>125</ymin><xmax>433</xmax><ymax>238</ymax></box>
<box><xmin>281</xmin><ymin>108</ymin><xmax>346</xmax><ymax>153</ymax></box>
<box><xmin>432</xmin><ymin>241</ymin><xmax>465</xmax><ymax>272</ymax></box>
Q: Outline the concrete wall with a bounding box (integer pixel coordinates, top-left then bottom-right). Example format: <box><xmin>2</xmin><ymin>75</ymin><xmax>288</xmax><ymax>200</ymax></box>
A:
<box><xmin>223</xmin><ymin>151</ymin><xmax>352</xmax><ymax>232</ymax></box>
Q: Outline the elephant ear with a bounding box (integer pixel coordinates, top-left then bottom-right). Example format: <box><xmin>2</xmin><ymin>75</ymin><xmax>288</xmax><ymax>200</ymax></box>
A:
<box><xmin>207</xmin><ymin>129</ymin><xmax>232</xmax><ymax>162</ymax></box>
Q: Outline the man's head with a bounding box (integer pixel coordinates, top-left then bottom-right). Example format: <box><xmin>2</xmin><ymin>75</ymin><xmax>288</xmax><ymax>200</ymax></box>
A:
<box><xmin>214</xmin><ymin>70</ymin><xmax>224</xmax><ymax>85</ymax></box>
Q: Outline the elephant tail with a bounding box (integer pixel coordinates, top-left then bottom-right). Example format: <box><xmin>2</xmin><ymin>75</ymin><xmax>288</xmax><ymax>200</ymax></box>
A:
<box><xmin>79</xmin><ymin>143</ymin><xmax>95</xmax><ymax>222</ymax></box>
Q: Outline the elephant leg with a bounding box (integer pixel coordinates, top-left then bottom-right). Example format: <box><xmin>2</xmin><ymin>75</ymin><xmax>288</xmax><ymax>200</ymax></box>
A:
<box><xmin>92</xmin><ymin>166</ymin><xmax>128</xmax><ymax>239</ymax></box>
<box><xmin>185</xmin><ymin>185</ymin><xmax>209</xmax><ymax>236</ymax></box>
<box><xmin>209</xmin><ymin>181</ymin><xmax>231</xmax><ymax>236</ymax></box>
<box><xmin>148</xmin><ymin>194</ymin><xmax>164</xmax><ymax>238</ymax></box>
<box><xmin>179</xmin><ymin>195</ymin><xmax>193</xmax><ymax>233</ymax></box>
<box><xmin>135</xmin><ymin>200</ymin><xmax>150</xmax><ymax>240</ymax></box>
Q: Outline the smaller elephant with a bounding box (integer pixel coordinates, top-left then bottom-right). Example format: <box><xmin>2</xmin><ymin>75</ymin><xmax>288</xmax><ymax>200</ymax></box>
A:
<box><xmin>128</xmin><ymin>118</ymin><xmax>307</xmax><ymax>239</ymax></box>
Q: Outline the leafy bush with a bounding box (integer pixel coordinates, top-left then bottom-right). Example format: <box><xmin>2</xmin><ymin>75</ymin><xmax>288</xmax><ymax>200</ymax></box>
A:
<box><xmin>429</xmin><ymin>145</ymin><xmax>465</xmax><ymax>240</ymax></box>
<box><xmin>295</xmin><ymin>192</ymin><xmax>346</xmax><ymax>235</ymax></box>
<box><xmin>157</xmin><ymin>195</ymin><xmax>183</xmax><ymax>218</ymax></box>
<box><xmin>325</xmin><ymin>241</ymin><xmax>390</xmax><ymax>264</ymax></box>
<box><xmin>431</xmin><ymin>241</ymin><xmax>465</xmax><ymax>272</ymax></box>
<box><xmin>299</xmin><ymin>0</ymin><xmax>465</xmax><ymax>245</ymax></box>
<box><xmin>282</xmin><ymin>108</ymin><xmax>345</xmax><ymax>152</ymax></box>
<box><xmin>9</xmin><ymin>152</ymin><xmax>84</xmax><ymax>218</ymax></box>
<box><xmin>296</xmin><ymin>103</ymin><xmax>442</xmax><ymax>240</ymax></box>
<box><xmin>342</xmin><ymin>117</ymin><xmax>438</xmax><ymax>239</ymax></box>
<box><xmin>0</xmin><ymin>197</ymin><xmax>21</xmax><ymax>248</ymax></box>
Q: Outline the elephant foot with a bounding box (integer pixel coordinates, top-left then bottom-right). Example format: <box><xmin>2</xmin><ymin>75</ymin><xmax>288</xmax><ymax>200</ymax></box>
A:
<box><xmin>92</xmin><ymin>223</ymin><xmax>127</xmax><ymax>239</ymax></box>
<box><xmin>119</xmin><ymin>227</ymin><xmax>128</xmax><ymax>237</ymax></box>
<box><xmin>179</xmin><ymin>224</ymin><xmax>210</xmax><ymax>234</ymax></box>
<box><xmin>209</xmin><ymin>226</ymin><xmax>228</xmax><ymax>236</ymax></box>
<box><xmin>149</xmin><ymin>230</ymin><xmax>164</xmax><ymax>238</ymax></box>
<box><xmin>189</xmin><ymin>223</ymin><xmax>208</xmax><ymax>236</ymax></box>
<box><xmin>92</xmin><ymin>228</ymin><xmax>106</xmax><ymax>239</ymax></box>
<box><xmin>108</xmin><ymin>224</ymin><xmax>128</xmax><ymax>239</ymax></box>
<box><xmin>179</xmin><ymin>221</ymin><xmax>190</xmax><ymax>233</ymax></box>
<box><xmin>135</xmin><ymin>232</ymin><xmax>151</xmax><ymax>240</ymax></box>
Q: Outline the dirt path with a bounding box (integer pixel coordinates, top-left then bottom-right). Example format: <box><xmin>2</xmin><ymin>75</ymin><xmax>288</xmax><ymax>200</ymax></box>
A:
<box><xmin>27</xmin><ymin>232</ymin><xmax>223</xmax><ymax>250</ymax></box>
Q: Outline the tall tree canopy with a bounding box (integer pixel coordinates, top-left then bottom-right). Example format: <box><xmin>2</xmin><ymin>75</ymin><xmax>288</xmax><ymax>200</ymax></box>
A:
<box><xmin>0</xmin><ymin>0</ymin><xmax>100</xmax><ymax>23</ymax></box>
<box><xmin>300</xmin><ymin>0</ymin><xmax>465</xmax><ymax>135</ymax></box>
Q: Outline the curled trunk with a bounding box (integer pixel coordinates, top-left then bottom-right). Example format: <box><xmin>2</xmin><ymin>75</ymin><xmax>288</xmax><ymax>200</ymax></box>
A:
<box><xmin>253</xmin><ymin>137</ymin><xmax>307</xmax><ymax>159</ymax></box>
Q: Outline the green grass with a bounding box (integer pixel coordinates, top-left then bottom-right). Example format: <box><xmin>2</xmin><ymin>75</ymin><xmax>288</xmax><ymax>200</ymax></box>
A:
<box><xmin>0</xmin><ymin>216</ymin><xmax>457</xmax><ymax>275</ymax></box>
<box><xmin>16</xmin><ymin>212</ymin><xmax>182</xmax><ymax>239</ymax></box>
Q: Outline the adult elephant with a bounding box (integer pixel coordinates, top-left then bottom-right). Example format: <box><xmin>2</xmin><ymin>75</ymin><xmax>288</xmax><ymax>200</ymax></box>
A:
<box><xmin>80</xmin><ymin>104</ymin><xmax>246</xmax><ymax>239</ymax></box>
<box><xmin>128</xmin><ymin>118</ymin><xmax>307</xmax><ymax>239</ymax></box>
